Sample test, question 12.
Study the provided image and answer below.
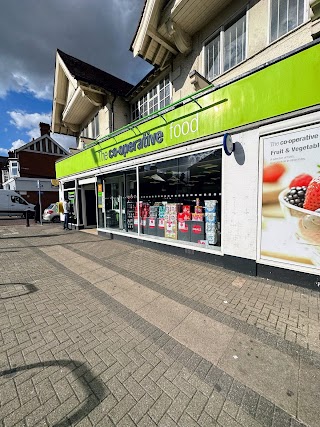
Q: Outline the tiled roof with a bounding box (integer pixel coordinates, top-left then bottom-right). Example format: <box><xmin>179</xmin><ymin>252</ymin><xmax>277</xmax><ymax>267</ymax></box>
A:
<box><xmin>57</xmin><ymin>49</ymin><xmax>133</xmax><ymax>97</ymax></box>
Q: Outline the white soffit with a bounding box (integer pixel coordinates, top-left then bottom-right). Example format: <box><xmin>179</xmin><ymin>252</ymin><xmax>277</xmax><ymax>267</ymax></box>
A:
<box><xmin>62</xmin><ymin>88</ymin><xmax>102</xmax><ymax>124</ymax></box>
<box><xmin>79</xmin><ymin>177</ymin><xmax>97</xmax><ymax>185</ymax></box>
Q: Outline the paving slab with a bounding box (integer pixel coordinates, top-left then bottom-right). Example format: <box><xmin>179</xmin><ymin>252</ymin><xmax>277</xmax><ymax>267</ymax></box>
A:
<box><xmin>298</xmin><ymin>360</ymin><xmax>320</xmax><ymax>427</ymax></box>
<box><xmin>112</xmin><ymin>289</ymin><xmax>156</xmax><ymax>312</ymax></box>
<box><xmin>136</xmin><ymin>295</ymin><xmax>192</xmax><ymax>333</ymax></box>
<box><xmin>218</xmin><ymin>332</ymin><xmax>299</xmax><ymax>415</ymax></box>
<box><xmin>80</xmin><ymin>267</ymin><xmax>118</xmax><ymax>283</ymax></box>
<box><xmin>170</xmin><ymin>311</ymin><xmax>235</xmax><ymax>365</ymax></box>
<box><xmin>94</xmin><ymin>279</ymin><xmax>129</xmax><ymax>296</ymax></box>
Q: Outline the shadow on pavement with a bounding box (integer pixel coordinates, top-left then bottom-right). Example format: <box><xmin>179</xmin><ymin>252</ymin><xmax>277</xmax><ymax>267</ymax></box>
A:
<box><xmin>0</xmin><ymin>283</ymin><xmax>38</xmax><ymax>299</ymax></box>
<box><xmin>0</xmin><ymin>359</ymin><xmax>109</xmax><ymax>426</ymax></box>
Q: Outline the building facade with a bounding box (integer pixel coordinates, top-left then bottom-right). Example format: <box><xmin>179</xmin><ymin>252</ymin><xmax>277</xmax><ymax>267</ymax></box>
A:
<box><xmin>2</xmin><ymin>123</ymin><xmax>69</xmax><ymax>208</ymax></box>
<box><xmin>54</xmin><ymin>0</ymin><xmax>320</xmax><ymax>288</ymax></box>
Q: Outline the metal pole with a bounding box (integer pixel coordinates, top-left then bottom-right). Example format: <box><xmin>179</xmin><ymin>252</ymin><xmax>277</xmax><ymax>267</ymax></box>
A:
<box><xmin>38</xmin><ymin>180</ymin><xmax>43</xmax><ymax>225</ymax></box>
<box><xmin>26</xmin><ymin>210</ymin><xmax>30</xmax><ymax>227</ymax></box>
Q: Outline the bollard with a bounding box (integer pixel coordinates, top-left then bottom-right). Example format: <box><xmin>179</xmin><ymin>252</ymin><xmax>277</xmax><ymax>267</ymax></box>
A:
<box><xmin>26</xmin><ymin>210</ymin><xmax>30</xmax><ymax>227</ymax></box>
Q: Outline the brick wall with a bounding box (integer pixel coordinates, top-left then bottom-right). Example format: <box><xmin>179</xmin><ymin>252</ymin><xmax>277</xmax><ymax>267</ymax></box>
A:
<box><xmin>18</xmin><ymin>151</ymin><xmax>63</xmax><ymax>178</ymax></box>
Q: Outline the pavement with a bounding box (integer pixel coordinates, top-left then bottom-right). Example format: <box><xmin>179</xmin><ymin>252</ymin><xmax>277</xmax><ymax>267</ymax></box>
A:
<box><xmin>0</xmin><ymin>223</ymin><xmax>320</xmax><ymax>427</ymax></box>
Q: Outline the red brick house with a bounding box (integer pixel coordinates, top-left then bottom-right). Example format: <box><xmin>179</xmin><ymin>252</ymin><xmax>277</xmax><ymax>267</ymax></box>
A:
<box><xmin>2</xmin><ymin>123</ymin><xmax>69</xmax><ymax>208</ymax></box>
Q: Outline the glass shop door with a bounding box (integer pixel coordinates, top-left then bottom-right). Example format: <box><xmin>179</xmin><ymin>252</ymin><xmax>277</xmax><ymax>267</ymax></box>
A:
<box><xmin>104</xmin><ymin>175</ymin><xmax>126</xmax><ymax>230</ymax></box>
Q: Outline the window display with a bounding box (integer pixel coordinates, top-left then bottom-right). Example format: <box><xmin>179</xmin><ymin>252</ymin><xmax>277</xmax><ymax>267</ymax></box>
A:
<box><xmin>138</xmin><ymin>148</ymin><xmax>222</xmax><ymax>249</ymax></box>
<box><xmin>97</xmin><ymin>148</ymin><xmax>222</xmax><ymax>250</ymax></box>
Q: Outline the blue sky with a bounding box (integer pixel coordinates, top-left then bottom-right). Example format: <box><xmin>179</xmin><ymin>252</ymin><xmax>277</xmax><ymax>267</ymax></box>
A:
<box><xmin>0</xmin><ymin>92</ymin><xmax>54</xmax><ymax>155</ymax></box>
<box><xmin>0</xmin><ymin>0</ymin><xmax>151</xmax><ymax>156</ymax></box>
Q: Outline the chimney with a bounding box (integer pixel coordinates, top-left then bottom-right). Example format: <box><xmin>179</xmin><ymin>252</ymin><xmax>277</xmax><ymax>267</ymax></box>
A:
<box><xmin>39</xmin><ymin>122</ymin><xmax>51</xmax><ymax>136</ymax></box>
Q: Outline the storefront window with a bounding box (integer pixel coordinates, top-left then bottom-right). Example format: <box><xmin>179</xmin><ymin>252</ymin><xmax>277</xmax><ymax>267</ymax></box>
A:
<box><xmin>98</xmin><ymin>149</ymin><xmax>222</xmax><ymax>250</ymax></box>
<box><xmin>138</xmin><ymin>149</ymin><xmax>222</xmax><ymax>248</ymax></box>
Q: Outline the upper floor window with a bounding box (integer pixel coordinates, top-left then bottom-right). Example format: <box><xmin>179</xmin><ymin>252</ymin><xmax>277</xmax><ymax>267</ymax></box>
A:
<box><xmin>270</xmin><ymin>0</ymin><xmax>305</xmax><ymax>42</ymax></box>
<box><xmin>131</xmin><ymin>76</ymin><xmax>171</xmax><ymax>121</ymax></box>
<box><xmin>81</xmin><ymin>113</ymin><xmax>99</xmax><ymax>139</ymax></box>
<box><xmin>205</xmin><ymin>11</ymin><xmax>246</xmax><ymax>80</ymax></box>
<box><xmin>9</xmin><ymin>161</ymin><xmax>20</xmax><ymax>177</ymax></box>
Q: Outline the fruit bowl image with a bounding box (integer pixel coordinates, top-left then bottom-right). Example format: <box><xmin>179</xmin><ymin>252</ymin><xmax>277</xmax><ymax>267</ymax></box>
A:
<box><xmin>279</xmin><ymin>188</ymin><xmax>320</xmax><ymax>264</ymax></box>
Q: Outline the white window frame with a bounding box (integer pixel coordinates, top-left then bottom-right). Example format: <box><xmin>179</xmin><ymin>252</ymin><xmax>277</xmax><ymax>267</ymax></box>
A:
<box><xmin>81</xmin><ymin>113</ymin><xmax>100</xmax><ymax>140</ymax></box>
<box><xmin>131</xmin><ymin>76</ymin><xmax>171</xmax><ymax>121</ymax></box>
<box><xmin>9</xmin><ymin>160</ymin><xmax>20</xmax><ymax>177</ymax></box>
<box><xmin>269</xmin><ymin>0</ymin><xmax>308</xmax><ymax>43</ymax></box>
<box><xmin>204</xmin><ymin>8</ymin><xmax>248</xmax><ymax>81</ymax></box>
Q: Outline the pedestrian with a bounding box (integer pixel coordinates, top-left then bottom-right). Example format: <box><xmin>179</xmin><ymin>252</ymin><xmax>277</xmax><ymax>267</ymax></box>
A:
<box><xmin>63</xmin><ymin>198</ymin><xmax>71</xmax><ymax>230</ymax></box>
<box><xmin>34</xmin><ymin>202</ymin><xmax>41</xmax><ymax>223</ymax></box>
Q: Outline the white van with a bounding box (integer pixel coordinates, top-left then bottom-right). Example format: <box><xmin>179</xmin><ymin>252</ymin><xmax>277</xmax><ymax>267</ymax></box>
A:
<box><xmin>0</xmin><ymin>190</ymin><xmax>35</xmax><ymax>217</ymax></box>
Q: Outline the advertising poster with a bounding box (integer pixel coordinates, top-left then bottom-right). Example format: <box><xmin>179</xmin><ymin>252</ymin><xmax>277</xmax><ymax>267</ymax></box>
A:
<box><xmin>97</xmin><ymin>184</ymin><xmax>103</xmax><ymax>208</ymax></box>
<box><xmin>260</xmin><ymin>125</ymin><xmax>320</xmax><ymax>269</ymax></box>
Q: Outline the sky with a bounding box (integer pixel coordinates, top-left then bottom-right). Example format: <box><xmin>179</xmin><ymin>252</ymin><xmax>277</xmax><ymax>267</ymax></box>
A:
<box><xmin>0</xmin><ymin>0</ymin><xmax>151</xmax><ymax>156</ymax></box>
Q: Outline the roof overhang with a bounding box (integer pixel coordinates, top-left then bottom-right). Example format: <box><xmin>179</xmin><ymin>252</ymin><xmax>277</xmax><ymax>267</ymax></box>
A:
<box><xmin>132</xmin><ymin>0</ymin><xmax>232</xmax><ymax>67</ymax></box>
<box><xmin>62</xmin><ymin>86</ymin><xmax>104</xmax><ymax>129</ymax></box>
<box><xmin>52</xmin><ymin>51</ymin><xmax>106</xmax><ymax>137</ymax></box>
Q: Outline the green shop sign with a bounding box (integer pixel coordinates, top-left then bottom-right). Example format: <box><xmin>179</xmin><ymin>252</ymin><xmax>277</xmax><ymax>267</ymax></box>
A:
<box><xmin>56</xmin><ymin>42</ymin><xmax>320</xmax><ymax>179</ymax></box>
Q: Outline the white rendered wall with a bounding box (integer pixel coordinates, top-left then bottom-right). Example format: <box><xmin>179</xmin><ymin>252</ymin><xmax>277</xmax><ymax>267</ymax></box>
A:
<box><xmin>171</xmin><ymin>0</ymin><xmax>312</xmax><ymax>101</ymax></box>
<box><xmin>222</xmin><ymin>129</ymin><xmax>260</xmax><ymax>260</ymax></box>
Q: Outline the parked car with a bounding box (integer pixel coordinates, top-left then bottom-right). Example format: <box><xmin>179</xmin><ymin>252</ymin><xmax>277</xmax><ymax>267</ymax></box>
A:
<box><xmin>43</xmin><ymin>203</ymin><xmax>60</xmax><ymax>223</ymax></box>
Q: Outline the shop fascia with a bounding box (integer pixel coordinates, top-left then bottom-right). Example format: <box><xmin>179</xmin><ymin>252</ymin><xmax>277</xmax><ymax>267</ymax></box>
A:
<box><xmin>98</xmin><ymin>114</ymin><xmax>200</xmax><ymax>161</ymax></box>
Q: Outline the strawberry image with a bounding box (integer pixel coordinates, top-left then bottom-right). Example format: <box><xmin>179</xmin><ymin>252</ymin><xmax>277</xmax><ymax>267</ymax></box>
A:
<box><xmin>263</xmin><ymin>163</ymin><xmax>286</xmax><ymax>183</ymax></box>
<box><xmin>289</xmin><ymin>173</ymin><xmax>313</xmax><ymax>188</ymax></box>
<box><xmin>303</xmin><ymin>176</ymin><xmax>320</xmax><ymax>211</ymax></box>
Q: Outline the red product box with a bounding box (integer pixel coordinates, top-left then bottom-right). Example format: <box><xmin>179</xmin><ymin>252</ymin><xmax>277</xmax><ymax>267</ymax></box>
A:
<box><xmin>179</xmin><ymin>213</ymin><xmax>191</xmax><ymax>221</ymax></box>
<box><xmin>182</xmin><ymin>205</ymin><xmax>191</xmax><ymax>213</ymax></box>
<box><xmin>158</xmin><ymin>218</ymin><xmax>165</xmax><ymax>229</ymax></box>
<box><xmin>192</xmin><ymin>213</ymin><xmax>204</xmax><ymax>221</ymax></box>
<box><xmin>148</xmin><ymin>218</ymin><xmax>156</xmax><ymax>228</ymax></box>
<box><xmin>178</xmin><ymin>221</ymin><xmax>188</xmax><ymax>231</ymax></box>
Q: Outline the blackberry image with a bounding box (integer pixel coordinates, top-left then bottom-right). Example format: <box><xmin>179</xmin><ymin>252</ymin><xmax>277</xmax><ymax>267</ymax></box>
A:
<box><xmin>284</xmin><ymin>186</ymin><xmax>307</xmax><ymax>208</ymax></box>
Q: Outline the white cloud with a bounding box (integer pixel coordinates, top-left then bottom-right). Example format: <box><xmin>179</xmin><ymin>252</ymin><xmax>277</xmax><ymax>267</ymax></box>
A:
<box><xmin>0</xmin><ymin>62</ymin><xmax>53</xmax><ymax>100</ymax></box>
<box><xmin>8</xmin><ymin>110</ymin><xmax>52</xmax><ymax>143</ymax></box>
<box><xmin>8</xmin><ymin>110</ymin><xmax>51</xmax><ymax>131</ymax></box>
<box><xmin>11</xmin><ymin>139</ymin><xmax>26</xmax><ymax>150</ymax></box>
<box><xmin>0</xmin><ymin>139</ymin><xmax>26</xmax><ymax>155</ymax></box>
<box><xmin>9</xmin><ymin>73</ymin><xmax>52</xmax><ymax>100</ymax></box>
<box><xmin>7</xmin><ymin>109</ymin><xmax>76</xmax><ymax>152</ymax></box>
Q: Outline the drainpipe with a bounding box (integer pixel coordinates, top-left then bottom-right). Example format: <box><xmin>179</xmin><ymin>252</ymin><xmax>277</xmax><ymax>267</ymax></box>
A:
<box><xmin>110</xmin><ymin>95</ymin><xmax>117</xmax><ymax>133</ymax></box>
